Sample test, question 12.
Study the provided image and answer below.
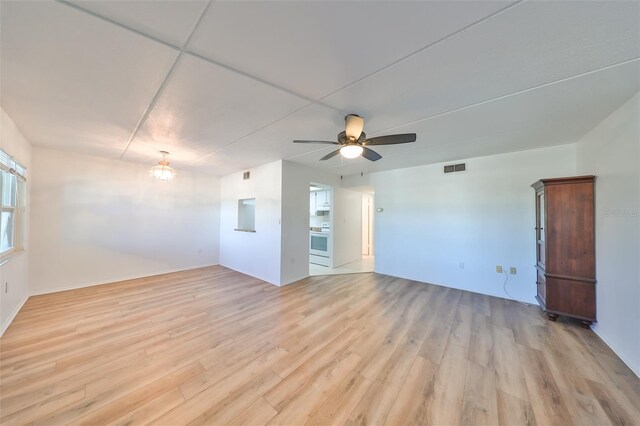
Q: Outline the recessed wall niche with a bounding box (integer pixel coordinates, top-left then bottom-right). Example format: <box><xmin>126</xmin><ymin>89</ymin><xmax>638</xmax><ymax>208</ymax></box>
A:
<box><xmin>236</xmin><ymin>198</ymin><xmax>256</xmax><ymax>232</ymax></box>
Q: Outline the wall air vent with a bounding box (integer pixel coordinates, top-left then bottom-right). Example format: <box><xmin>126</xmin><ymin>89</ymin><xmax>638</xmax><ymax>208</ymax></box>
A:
<box><xmin>243</xmin><ymin>171</ymin><xmax>250</xmax><ymax>180</ymax></box>
<box><xmin>444</xmin><ymin>163</ymin><xmax>466</xmax><ymax>174</ymax></box>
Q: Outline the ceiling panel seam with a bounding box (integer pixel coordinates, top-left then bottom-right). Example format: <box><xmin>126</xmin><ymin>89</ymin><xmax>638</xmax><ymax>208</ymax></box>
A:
<box><xmin>188</xmin><ymin>103</ymin><xmax>317</xmax><ymax>166</ymax></box>
<box><xmin>55</xmin><ymin>0</ymin><xmax>180</xmax><ymax>51</ymax></box>
<box><xmin>53</xmin><ymin>0</ymin><xmax>346</xmax><ymax>159</ymax></box>
<box><xmin>117</xmin><ymin>0</ymin><xmax>213</xmax><ymax>159</ymax></box>
<box><xmin>186</xmin><ymin>0</ymin><xmax>530</xmax><ymax>165</ymax></box>
<box><xmin>310</xmin><ymin>0</ymin><xmax>527</xmax><ymax>105</ymax></box>
<box><xmin>371</xmin><ymin>57</ymin><xmax>640</xmax><ymax>135</ymax></box>
<box><xmin>184</xmin><ymin>51</ymin><xmax>338</xmax><ymax>110</ymax></box>
<box><xmin>56</xmin><ymin>0</ymin><xmax>524</xmax><ymax>112</ymax></box>
<box><xmin>54</xmin><ymin>0</ymin><xmax>341</xmax><ymax>110</ymax></box>
<box><xmin>282</xmin><ymin>57</ymin><xmax>640</xmax><ymax>163</ymax></box>
<box><xmin>52</xmin><ymin>0</ymin><xmax>528</xmax><ymax>167</ymax></box>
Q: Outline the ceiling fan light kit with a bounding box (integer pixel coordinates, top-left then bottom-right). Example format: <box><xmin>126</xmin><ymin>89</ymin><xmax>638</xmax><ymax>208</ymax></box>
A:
<box><xmin>340</xmin><ymin>144</ymin><xmax>364</xmax><ymax>159</ymax></box>
<box><xmin>293</xmin><ymin>114</ymin><xmax>416</xmax><ymax>162</ymax></box>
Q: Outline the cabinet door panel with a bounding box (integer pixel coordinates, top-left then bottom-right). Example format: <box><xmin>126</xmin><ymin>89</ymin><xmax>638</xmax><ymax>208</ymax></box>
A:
<box><xmin>546</xmin><ymin>278</ymin><xmax>596</xmax><ymax>320</ymax></box>
<box><xmin>537</xmin><ymin>271</ymin><xmax>546</xmax><ymax>305</ymax></box>
<box><xmin>535</xmin><ymin>191</ymin><xmax>546</xmax><ymax>268</ymax></box>
<box><xmin>544</xmin><ymin>183</ymin><xmax>595</xmax><ymax>278</ymax></box>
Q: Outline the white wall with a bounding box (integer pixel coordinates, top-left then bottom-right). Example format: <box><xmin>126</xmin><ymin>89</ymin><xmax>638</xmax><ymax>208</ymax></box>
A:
<box><xmin>30</xmin><ymin>147</ymin><xmax>220</xmax><ymax>295</ymax></box>
<box><xmin>0</xmin><ymin>108</ymin><xmax>32</xmax><ymax>335</ymax></box>
<box><xmin>219</xmin><ymin>160</ymin><xmax>282</xmax><ymax>285</ymax></box>
<box><xmin>344</xmin><ymin>144</ymin><xmax>577</xmax><ymax>303</ymax></box>
<box><xmin>576</xmin><ymin>93</ymin><xmax>640</xmax><ymax>376</ymax></box>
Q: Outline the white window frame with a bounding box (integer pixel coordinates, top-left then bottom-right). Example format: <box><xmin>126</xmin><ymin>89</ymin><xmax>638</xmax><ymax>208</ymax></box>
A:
<box><xmin>0</xmin><ymin>149</ymin><xmax>26</xmax><ymax>259</ymax></box>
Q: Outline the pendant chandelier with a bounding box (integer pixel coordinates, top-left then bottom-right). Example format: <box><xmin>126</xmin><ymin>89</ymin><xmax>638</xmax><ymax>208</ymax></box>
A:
<box><xmin>149</xmin><ymin>151</ymin><xmax>176</xmax><ymax>181</ymax></box>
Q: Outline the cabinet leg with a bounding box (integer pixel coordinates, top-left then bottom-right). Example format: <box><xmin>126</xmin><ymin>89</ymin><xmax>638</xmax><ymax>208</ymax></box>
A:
<box><xmin>547</xmin><ymin>313</ymin><xmax>559</xmax><ymax>322</ymax></box>
<box><xmin>581</xmin><ymin>321</ymin><xmax>592</xmax><ymax>329</ymax></box>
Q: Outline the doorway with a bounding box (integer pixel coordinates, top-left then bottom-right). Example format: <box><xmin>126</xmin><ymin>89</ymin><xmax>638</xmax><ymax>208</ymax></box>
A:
<box><xmin>309</xmin><ymin>185</ymin><xmax>374</xmax><ymax>276</ymax></box>
<box><xmin>309</xmin><ymin>183</ymin><xmax>332</xmax><ymax>269</ymax></box>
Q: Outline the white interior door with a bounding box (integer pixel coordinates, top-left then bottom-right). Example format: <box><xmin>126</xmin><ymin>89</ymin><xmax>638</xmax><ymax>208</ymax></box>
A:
<box><xmin>361</xmin><ymin>194</ymin><xmax>374</xmax><ymax>256</ymax></box>
<box><xmin>332</xmin><ymin>187</ymin><xmax>362</xmax><ymax>268</ymax></box>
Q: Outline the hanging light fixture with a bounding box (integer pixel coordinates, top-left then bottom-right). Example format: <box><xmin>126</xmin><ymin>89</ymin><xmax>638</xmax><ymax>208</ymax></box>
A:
<box><xmin>149</xmin><ymin>151</ymin><xmax>176</xmax><ymax>181</ymax></box>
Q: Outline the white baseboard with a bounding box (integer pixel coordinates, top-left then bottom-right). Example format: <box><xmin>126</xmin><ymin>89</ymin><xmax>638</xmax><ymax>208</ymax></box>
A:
<box><xmin>218</xmin><ymin>262</ymin><xmax>280</xmax><ymax>287</ymax></box>
<box><xmin>30</xmin><ymin>263</ymin><xmax>219</xmax><ymax>296</ymax></box>
<box><xmin>593</xmin><ymin>326</ymin><xmax>640</xmax><ymax>379</ymax></box>
<box><xmin>1</xmin><ymin>295</ymin><xmax>28</xmax><ymax>337</ymax></box>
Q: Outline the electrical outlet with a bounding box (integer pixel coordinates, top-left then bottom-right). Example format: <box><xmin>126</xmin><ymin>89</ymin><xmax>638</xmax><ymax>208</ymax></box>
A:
<box><xmin>510</xmin><ymin>267</ymin><xmax>517</xmax><ymax>275</ymax></box>
<box><xmin>496</xmin><ymin>265</ymin><xmax>503</xmax><ymax>273</ymax></box>
<box><xmin>459</xmin><ymin>262</ymin><xmax>465</xmax><ymax>270</ymax></box>
<box><xmin>4</xmin><ymin>282</ymin><xmax>7</xmax><ymax>293</ymax></box>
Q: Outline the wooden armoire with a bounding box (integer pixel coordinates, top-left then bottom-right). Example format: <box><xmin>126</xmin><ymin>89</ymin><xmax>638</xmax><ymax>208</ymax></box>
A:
<box><xmin>531</xmin><ymin>176</ymin><xmax>596</xmax><ymax>328</ymax></box>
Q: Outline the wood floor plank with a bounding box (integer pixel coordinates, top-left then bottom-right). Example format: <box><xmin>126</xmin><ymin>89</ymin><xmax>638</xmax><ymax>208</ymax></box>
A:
<box><xmin>496</xmin><ymin>390</ymin><xmax>537</xmax><ymax>426</ymax></box>
<box><xmin>383</xmin><ymin>355</ymin><xmax>438</xmax><ymax>426</ymax></box>
<box><xmin>106</xmin><ymin>388</ymin><xmax>185</xmax><ymax>426</ymax></box>
<box><xmin>469</xmin><ymin>312</ymin><xmax>495</xmax><ymax>369</ymax></box>
<box><xmin>1</xmin><ymin>265</ymin><xmax>638</xmax><ymax>425</ymax></box>
<box><xmin>518</xmin><ymin>346</ymin><xmax>574</xmax><ymax>426</ymax></box>
<box><xmin>305</xmin><ymin>371</ymin><xmax>373</xmax><ymax>426</ymax></box>
<box><xmin>424</xmin><ymin>340</ymin><xmax>469</xmax><ymax>426</ymax></box>
<box><xmin>492</xmin><ymin>325</ymin><xmax>529</xmax><ymax>401</ymax></box>
<box><xmin>227</xmin><ymin>397</ymin><xmax>278</xmax><ymax>426</ymax></box>
<box><xmin>461</xmin><ymin>361</ymin><xmax>499</xmax><ymax>425</ymax></box>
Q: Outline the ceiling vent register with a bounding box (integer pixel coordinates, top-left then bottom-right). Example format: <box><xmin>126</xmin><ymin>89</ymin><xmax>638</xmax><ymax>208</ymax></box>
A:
<box><xmin>444</xmin><ymin>163</ymin><xmax>466</xmax><ymax>174</ymax></box>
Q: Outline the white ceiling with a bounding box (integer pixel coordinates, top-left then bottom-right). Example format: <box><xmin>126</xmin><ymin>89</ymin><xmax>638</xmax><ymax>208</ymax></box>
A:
<box><xmin>1</xmin><ymin>0</ymin><xmax>639</xmax><ymax>177</ymax></box>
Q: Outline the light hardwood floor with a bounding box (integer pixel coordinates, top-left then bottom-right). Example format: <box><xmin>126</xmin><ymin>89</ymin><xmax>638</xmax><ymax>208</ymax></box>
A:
<box><xmin>1</xmin><ymin>266</ymin><xmax>639</xmax><ymax>425</ymax></box>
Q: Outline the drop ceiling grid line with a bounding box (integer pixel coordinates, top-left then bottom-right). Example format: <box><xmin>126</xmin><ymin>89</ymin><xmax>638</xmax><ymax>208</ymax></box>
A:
<box><xmin>310</xmin><ymin>0</ymin><xmax>527</xmax><ymax>107</ymax></box>
<box><xmin>282</xmin><ymin>56</ymin><xmax>640</xmax><ymax>163</ymax></box>
<box><xmin>371</xmin><ymin>56</ymin><xmax>640</xmax><ymax>135</ymax></box>
<box><xmin>117</xmin><ymin>0</ymin><xmax>214</xmax><ymax>159</ymax></box>
<box><xmin>187</xmin><ymin>0</ymin><xmax>529</xmax><ymax>166</ymax></box>
<box><xmin>188</xmin><ymin>103</ymin><xmax>322</xmax><ymax>166</ymax></box>
<box><xmin>184</xmin><ymin>50</ymin><xmax>341</xmax><ymax>112</ymax></box>
<box><xmin>54</xmin><ymin>0</ymin><xmax>528</xmax><ymax>168</ymax></box>
<box><xmin>54</xmin><ymin>0</ymin><xmax>333</xmax><ymax>111</ymax></box>
<box><xmin>52</xmin><ymin>0</ymin><xmax>341</xmax><ymax>161</ymax></box>
<box><xmin>55</xmin><ymin>0</ymin><xmax>180</xmax><ymax>51</ymax></box>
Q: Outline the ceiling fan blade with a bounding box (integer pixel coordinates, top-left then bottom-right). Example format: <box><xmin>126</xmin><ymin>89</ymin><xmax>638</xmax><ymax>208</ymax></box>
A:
<box><xmin>362</xmin><ymin>147</ymin><xmax>382</xmax><ymax>162</ymax></box>
<box><xmin>365</xmin><ymin>133</ymin><xmax>416</xmax><ymax>145</ymax></box>
<box><xmin>293</xmin><ymin>140</ymin><xmax>338</xmax><ymax>145</ymax></box>
<box><xmin>320</xmin><ymin>149</ymin><xmax>341</xmax><ymax>161</ymax></box>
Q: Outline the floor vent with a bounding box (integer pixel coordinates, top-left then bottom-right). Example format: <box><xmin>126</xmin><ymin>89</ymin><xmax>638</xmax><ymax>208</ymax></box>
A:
<box><xmin>243</xmin><ymin>171</ymin><xmax>250</xmax><ymax>180</ymax></box>
<box><xmin>444</xmin><ymin>163</ymin><xmax>466</xmax><ymax>173</ymax></box>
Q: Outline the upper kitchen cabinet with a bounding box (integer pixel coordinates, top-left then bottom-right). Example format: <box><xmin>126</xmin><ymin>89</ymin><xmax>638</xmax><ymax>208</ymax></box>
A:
<box><xmin>316</xmin><ymin>190</ymin><xmax>331</xmax><ymax>212</ymax></box>
<box><xmin>310</xmin><ymin>191</ymin><xmax>317</xmax><ymax>216</ymax></box>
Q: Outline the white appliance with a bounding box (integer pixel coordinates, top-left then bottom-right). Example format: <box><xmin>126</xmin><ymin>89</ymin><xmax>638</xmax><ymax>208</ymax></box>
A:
<box><xmin>310</xmin><ymin>231</ymin><xmax>331</xmax><ymax>266</ymax></box>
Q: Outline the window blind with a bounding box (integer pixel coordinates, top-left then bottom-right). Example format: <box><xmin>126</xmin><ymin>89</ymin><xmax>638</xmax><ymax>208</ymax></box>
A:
<box><xmin>0</xmin><ymin>149</ymin><xmax>27</xmax><ymax>181</ymax></box>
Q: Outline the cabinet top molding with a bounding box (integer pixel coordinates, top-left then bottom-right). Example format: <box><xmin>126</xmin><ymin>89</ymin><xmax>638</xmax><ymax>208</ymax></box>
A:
<box><xmin>531</xmin><ymin>175</ymin><xmax>596</xmax><ymax>190</ymax></box>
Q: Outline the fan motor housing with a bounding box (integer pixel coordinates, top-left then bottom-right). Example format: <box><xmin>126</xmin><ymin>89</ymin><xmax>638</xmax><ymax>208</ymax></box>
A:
<box><xmin>338</xmin><ymin>131</ymin><xmax>366</xmax><ymax>144</ymax></box>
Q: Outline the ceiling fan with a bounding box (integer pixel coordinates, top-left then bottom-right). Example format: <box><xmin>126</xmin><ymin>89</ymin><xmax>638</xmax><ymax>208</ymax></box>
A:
<box><xmin>293</xmin><ymin>114</ymin><xmax>416</xmax><ymax>162</ymax></box>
